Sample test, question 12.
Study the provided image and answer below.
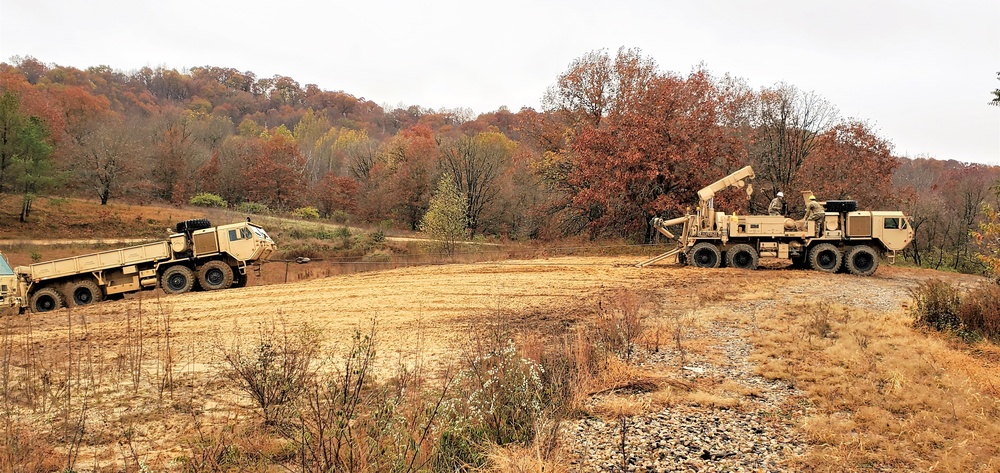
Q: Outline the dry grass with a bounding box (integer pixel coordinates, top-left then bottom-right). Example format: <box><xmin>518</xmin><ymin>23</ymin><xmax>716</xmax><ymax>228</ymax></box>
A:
<box><xmin>482</xmin><ymin>443</ymin><xmax>572</xmax><ymax>473</ymax></box>
<box><xmin>750</xmin><ymin>302</ymin><xmax>1000</xmax><ymax>472</ymax></box>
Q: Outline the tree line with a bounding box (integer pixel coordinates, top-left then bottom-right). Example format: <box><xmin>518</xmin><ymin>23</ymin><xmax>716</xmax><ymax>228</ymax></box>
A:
<box><xmin>0</xmin><ymin>49</ymin><xmax>997</xmax><ymax>274</ymax></box>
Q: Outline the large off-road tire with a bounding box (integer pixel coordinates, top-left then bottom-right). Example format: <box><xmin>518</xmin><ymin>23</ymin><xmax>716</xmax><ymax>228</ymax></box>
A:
<box><xmin>161</xmin><ymin>265</ymin><xmax>195</xmax><ymax>294</ymax></box>
<box><xmin>67</xmin><ymin>279</ymin><xmax>104</xmax><ymax>307</ymax></box>
<box><xmin>844</xmin><ymin>245</ymin><xmax>879</xmax><ymax>276</ymax></box>
<box><xmin>689</xmin><ymin>242</ymin><xmax>722</xmax><ymax>268</ymax></box>
<box><xmin>726</xmin><ymin>243</ymin><xmax>759</xmax><ymax>270</ymax></box>
<box><xmin>175</xmin><ymin>218</ymin><xmax>212</xmax><ymax>233</ymax></box>
<box><xmin>808</xmin><ymin>243</ymin><xmax>842</xmax><ymax>273</ymax></box>
<box><xmin>30</xmin><ymin>287</ymin><xmax>64</xmax><ymax>313</ymax></box>
<box><xmin>197</xmin><ymin>260</ymin><xmax>234</xmax><ymax>291</ymax></box>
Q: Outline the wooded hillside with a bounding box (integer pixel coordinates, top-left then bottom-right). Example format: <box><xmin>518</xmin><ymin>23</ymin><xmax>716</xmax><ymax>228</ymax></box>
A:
<box><xmin>1</xmin><ymin>49</ymin><xmax>997</xmax><ymax>275</ymax></box>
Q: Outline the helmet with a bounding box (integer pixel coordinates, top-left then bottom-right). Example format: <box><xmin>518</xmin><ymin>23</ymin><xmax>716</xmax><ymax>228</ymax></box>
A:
<box><xmin>776</xmin><ymin>192</ymin><xmax>784</xmax><ymax>197</ymax></box>
<box><xmin>809</xmin><ymin>195</ymin><xmax>816</xmax><ymax>200</ymax></box>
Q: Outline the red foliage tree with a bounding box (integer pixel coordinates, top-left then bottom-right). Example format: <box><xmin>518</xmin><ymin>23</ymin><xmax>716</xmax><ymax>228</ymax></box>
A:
<box><xmin>564</xmin><ymin>64</ymin><xmax>745</xmax><ymax>237</ymax></box>
<box><xmin>312</xmin><ymin>173</ymin><xmax>359</xmax><ymax>217</ymax></box>
<box><xmin>242</xmin><ymin>131</ymin><xmax>307</xmax><ymax>209</ymax></box>
<box><xmin>797</xmin><ymin>120</ymin><xmax>899</xmax><ymax>209</ymax></box>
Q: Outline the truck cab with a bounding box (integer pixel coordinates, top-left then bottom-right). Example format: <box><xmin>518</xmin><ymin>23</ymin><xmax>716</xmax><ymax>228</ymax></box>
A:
<box><xmin>0</xmin><ymin>252</ymin><xmax>23</xmax><ymax>314</ymax></box>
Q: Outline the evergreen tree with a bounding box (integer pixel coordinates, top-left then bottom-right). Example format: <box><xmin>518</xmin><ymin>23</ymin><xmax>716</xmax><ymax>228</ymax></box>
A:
<box><xmin>0</xmin><ymin>92</ymin><xmax>57</xmax><ymax>221</ymax></box>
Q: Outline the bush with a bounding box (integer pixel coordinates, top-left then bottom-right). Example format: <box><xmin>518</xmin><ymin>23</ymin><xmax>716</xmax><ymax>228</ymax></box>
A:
<box><xmin>912</xmin><ymin>279</ymin><xmax>1000</xmax><ymax>343</ymax></box>
<box><xmin>292</xmin><ymin>206</ymin><xmax>320</xmax><ymax>220</ymax></box>
<box><xmin>442</xmin><ymin>340</ymin><xmax>545</xmax><ymax>463</ymax></box>
<box><xmin>329</xmin><ymin>210</ymin><xmax>349</xmax><ymax>224</ymax></box>
<box><xmin>190</xmin><ymin>193</ymin><xmax>228</xmax><ymax>208</ymax></box>
<box><xmin>218</xmin><ymin>319</ymin><xmax>321</xmax><ymax>426</ymax></box>
<box><xmin>957</xmin><ymin>284</ymin><xmax>1000</xmax><ymax>342</ymax></box>
<box><xmin>237</xmin><ymin>202</ymin><xmax>271</xmax><ymax>215</ymax></box>
<box><xmin>910</xmin><ymin>279</ymin><xmax>962</xmax><ymax>333</ymax></box>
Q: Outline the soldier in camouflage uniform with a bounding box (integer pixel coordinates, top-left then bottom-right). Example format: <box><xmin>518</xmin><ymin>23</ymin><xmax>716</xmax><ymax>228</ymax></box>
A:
<box><xmin>768</xmin><ymin>192</ymin><xmax>784</xmax><ymax>216</ymax></box>
<box><xmin>804</xmin><ymin>195</ymin><xmax>825</xmax><ymax>234</ymax></box>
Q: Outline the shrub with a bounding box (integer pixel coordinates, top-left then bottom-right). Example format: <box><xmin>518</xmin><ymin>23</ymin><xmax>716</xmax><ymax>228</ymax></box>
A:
<box><xmin>910</xmin><ymin>279</ymin><xmax>962</xmax><ymax>333</ymax></box>
<box><xmin>911</xmin><ymin>279</ymin><xmax>1000</xmax><ymax>343</ymax></box>
<box><xmin>218</xmin><ymin>319</ymin><xmax>321</xmax><ymax>426</ymax></box>
<box><xmin>296</xmin><ymin>320</ymin><xmax>448</xmax><ymax>472</ymax></box>
<box><xmin>292</xmin><ymin>206</ymin><xmax>320</xmax><ymax>220</ymax></box>
<box><xmin>329</xmin><ymin>210</ymin><xmax>349</xmax><ymax>224</ymax></box>
<box><xmin>190</xmin><ymin>193</ymin><xmax>228</xmax><ymax>208</ymax></box>
<box><xmin>237</xmin><ymin>201</ymin><xmax>270</xmax><ymax>215</ymax></box>
<box><xmin>957</xmin><ymin>284</ymin><xmax>1000</xmax><ymax>342</ymax></box>
<box><xmin>438</xmin><ymin>339</ymin><xmax>546</xmax><ymax>469</ymax></box>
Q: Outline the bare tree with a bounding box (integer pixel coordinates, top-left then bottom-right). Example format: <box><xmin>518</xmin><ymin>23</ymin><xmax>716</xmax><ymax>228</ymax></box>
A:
<box><xmin>439</xmin><ymin>132</ymin><xmax>514</xmax><ymax>233</ymax></box>
<box><xmin>74</xmin><ymin>115</ymin><xmax>142</xmax><ymax>205</ymax></box>
<box><xmin>749</xmin><ymin>84</ymin><xmax>838</xmax><ymax>211</ymax></box>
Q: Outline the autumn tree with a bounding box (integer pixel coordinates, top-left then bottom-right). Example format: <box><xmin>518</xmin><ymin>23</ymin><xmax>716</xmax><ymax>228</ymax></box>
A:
<box><xmin>384</xmin><ymin>125</ymin><xmax>439</xmax><ymax>230</ymax></box>
<box><xmin>972</xmin><ymin>182</ymin><xmax>1000</xmax><ymax>282</ymax></box>
<box><xmin>439</xmin><ymin>131</ymin><xmax>516</xmax><ymax>233</ymax></box>
<box><xmin>420</xmin><ymin>174</ymin><xmax>468</xmax><ymax>256</ymax></box>
<box><xmin>242</xmin><ymin>128</ymin><xmax>307</xmax><ymax>209</ymax></box>
<box><xmin>797</xmin><ymin>120</ymin><xmax>899</xmax><ymax>209</ymax></box>
<box><xmin>538</xmin><ymin>48</ymin><xmax>659</xmax><ymax>196</ymax></box>
<box><xmin>548</xmin><ymin>50</ymin><xmax>744</xmax><ymax>238</ymax></box>
<box><xmin>148</xmin><ymin>109</ymin><xmax>209</xmax><ymax>204</ymax></box>
<box><xmin>311</xmin><ymin>173</ymin><xmax>359</xmax><ymax>218</ymax></box>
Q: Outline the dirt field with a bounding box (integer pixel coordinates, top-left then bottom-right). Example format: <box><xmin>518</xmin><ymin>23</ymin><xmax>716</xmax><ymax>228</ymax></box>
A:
<box><xmin>32</xmin><ymin>255</ymin><xmax>976</xmax><ymax>355</ymax></box>
<box><xmin>6</xmin><ymin>256</ymin><xmax>996</xmax><ymax>471</ymax></box>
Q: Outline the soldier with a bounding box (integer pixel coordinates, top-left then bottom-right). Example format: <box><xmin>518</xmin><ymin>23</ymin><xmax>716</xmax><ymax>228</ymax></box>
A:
<box><xmin>768</xmin><ymin>192</ymin><xmax>784</xmax><ymax>216</ymax></box>
<box><xmin>804</xmin><ymin>194</ymin><xmax>825</xmax><ymax>234</ymax></box>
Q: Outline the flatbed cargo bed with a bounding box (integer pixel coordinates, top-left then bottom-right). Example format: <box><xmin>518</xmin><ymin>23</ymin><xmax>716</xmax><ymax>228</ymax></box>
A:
<box><xmin>24</xmin><ymin>241</ymin><xmax>171</xmax><ymax>281</ymax></box>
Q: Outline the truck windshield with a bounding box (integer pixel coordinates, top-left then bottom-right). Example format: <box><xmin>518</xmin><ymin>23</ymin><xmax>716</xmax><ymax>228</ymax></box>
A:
<box><xmin>0</xmin><ymin>255</ymin><xmax>13</xmax><ymax>276</ymax></box>
<box><xmin>249</xmin><ymin>225</ymin><xmax>272</xmax><ymax>242</ymax></box>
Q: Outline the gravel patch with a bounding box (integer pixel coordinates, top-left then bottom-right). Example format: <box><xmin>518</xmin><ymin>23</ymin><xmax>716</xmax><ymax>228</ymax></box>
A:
<box><xmin>562</xmin><ymin>318</ymin><xmax>807</xmax><ymax>472</ymax></box>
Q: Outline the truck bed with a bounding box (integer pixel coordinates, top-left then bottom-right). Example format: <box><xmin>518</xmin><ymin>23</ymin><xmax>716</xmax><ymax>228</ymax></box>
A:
<box><xmin>23</xmin><ymin>241</ymin><xmax>171</xmax><ymax>281</ymax></box>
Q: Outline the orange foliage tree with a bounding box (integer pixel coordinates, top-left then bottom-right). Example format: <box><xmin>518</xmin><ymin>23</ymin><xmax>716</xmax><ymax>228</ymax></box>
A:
<box><xmin>797</xmin><ymin>120</ymin><xmax>899</xmax><ymax>209</ymax></box>
<box><xmin>242</xmin><ymin>129</ymin><xmax>307</xmax><ymax>209</ymax></box>
<box><xmin>553</xmin><ymin>50</ymin><xmax>744</xmax><ymax>237</ymax></box>
<box><xmin>972</xmin><ymin>182</ymin><xmax>1000</xmax><ymax>281</ymax></box>
<box><xmin>311</xmin><ymin>173</ymin><xmax>359</xmax><ymax>218</ymax></box>
<box><xmin>384</xmin><ymin>125</ymin><xmax>439</xmax><ymax>230</ymax></box>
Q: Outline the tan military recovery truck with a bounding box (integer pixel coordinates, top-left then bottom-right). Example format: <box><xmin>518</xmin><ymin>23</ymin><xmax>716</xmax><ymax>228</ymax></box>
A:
<box><xmin>637</xmin><ymin>166</ymin><xmax>914</xmax><ymax>276</ymax></box>
<box><xmin>1</xmin><ymin>219</ymin><xmax>275</xmax><ymax>314</ymax></box>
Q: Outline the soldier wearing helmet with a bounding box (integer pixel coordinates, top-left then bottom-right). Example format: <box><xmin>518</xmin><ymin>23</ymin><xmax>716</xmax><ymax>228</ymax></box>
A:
<box><xmin>768</xmin><ymin>192</ymin><xmax>785</xmax><ymax>216</ymax></box>
<box><xmin>804</xmin><ymin>194</ymin><xmax>825</xmax><ymax>234</ymax></box>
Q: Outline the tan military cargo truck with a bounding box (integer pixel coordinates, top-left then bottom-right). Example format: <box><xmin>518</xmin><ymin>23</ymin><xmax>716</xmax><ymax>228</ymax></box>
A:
<box><xmin>638</xmin><ymin>166</ymin><xmax>914</xmax><ymax>276</ymax></box>
<box><xmin>1</xmin><ymin>219</ymin><xmax>275</xmax><ymax>313</ymax></box>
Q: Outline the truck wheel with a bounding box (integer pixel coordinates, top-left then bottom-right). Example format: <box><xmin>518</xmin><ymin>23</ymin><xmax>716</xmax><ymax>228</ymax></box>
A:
<box><xmin>689</xmin><ymin>242</ymin><xmax>722</xmax><ymax>268</ymax></box>
<box><xmin>844</xmin><ymin>245</ymin><xmax>879</xmax><ymax>276</ymax></box>
<box><xmin>161</xmin><ymin>265</ymin><xmax>195</xmax><ymax>294</ymax></box>
<box><xmin>30</xmin><ymin>287</ymin><xmax>64</xmax><ymax>313</ymax></box>
<box><xmin>808</xmin><ymin>243</ymin><xmax>842</xmax><ymax>273</ymax></box>
<box><xmin>68</xmin><ymin>280</ymin><xmax>104</xmax><ymax>307</ymax></box>
<box><xmin>198</xmin><ymin>260</ymin><xmax>234</xmax><ymax>291</ymax></box>
<box><xmin>726</xmin><ymin>244</ymin><xmax>759</xmax><ymax>270</ymax></box>
<box><xmin>175</xmin><ymin>218</ymin><xmax>212</xmax><ymax>233</ymax></box>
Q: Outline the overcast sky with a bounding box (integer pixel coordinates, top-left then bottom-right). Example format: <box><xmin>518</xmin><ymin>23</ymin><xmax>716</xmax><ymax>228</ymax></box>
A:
<box><xmin>2</xmin><ymin>0</ymin><xmax>998</xmax><ymax>165</ymax></box>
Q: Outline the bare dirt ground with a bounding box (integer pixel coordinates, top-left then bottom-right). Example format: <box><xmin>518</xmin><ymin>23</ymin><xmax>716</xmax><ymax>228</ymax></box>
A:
<box><xmin>9</xmin><ymin>256</ymin><xmax>993</xmax><ymax>471</ymax></box>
